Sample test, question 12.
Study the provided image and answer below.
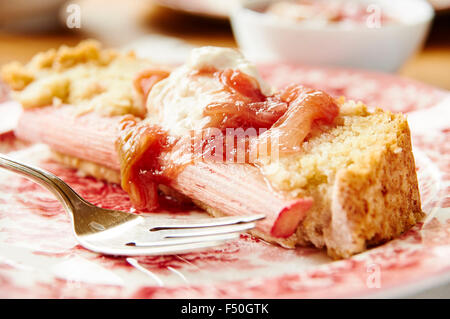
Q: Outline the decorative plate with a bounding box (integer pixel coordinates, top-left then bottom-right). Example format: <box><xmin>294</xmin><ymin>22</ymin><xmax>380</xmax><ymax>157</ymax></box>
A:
<box><xmin>0</xmin><ymin>64</ymin><xmax>449</xmax><ymax>298</ymax></box>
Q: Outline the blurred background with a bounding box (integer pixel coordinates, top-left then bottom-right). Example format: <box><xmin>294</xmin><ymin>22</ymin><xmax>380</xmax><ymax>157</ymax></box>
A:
<box><xmin>0</xmin><ymin>0</ymin><xmax>449</xmax><ymax>89</ymax></box>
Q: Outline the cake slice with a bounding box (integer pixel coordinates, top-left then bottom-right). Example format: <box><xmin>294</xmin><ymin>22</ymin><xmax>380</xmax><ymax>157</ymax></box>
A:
<box><xmin>2</xmin><ymin>41</ymin><xmax>423</xmax><ymax>259</ymax></box>
<box><xmin>258</xmin><ymin>101</ymin><xmax>423</xmax><ymax>258</ymax></box>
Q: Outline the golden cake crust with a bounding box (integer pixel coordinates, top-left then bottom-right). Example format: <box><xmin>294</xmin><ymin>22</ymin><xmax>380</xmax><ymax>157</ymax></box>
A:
<box><xmin>327</xmin><ymin>120</ymin><xmax>423</xmax><ymax>258</ymax></box>
<box><xmin>53</xmin><ymin>151</ymin><xmax>121</xmax><ymax>184</ymax></box>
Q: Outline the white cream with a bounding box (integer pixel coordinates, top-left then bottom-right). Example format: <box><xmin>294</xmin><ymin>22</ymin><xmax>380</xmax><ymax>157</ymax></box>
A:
<box><xmin>186</xmin><ymin>47</ymin><xmax>272</xmax><ymax>96</ymax></box>
<box><xmin>146</xmin><ymin>46</ymin><xmax>273</xmax><ymax>136</ymax></box>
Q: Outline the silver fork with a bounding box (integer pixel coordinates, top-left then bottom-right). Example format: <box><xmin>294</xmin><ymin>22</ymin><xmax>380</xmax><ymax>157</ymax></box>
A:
<box><xmin>0</xmin><ymin>153</ymin><xmax>264</xmax><ymax>256</ymax></box>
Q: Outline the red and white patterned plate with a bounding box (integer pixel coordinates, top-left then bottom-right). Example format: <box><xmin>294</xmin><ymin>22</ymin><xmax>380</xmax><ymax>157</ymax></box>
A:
<box><xmin>0</xmin><ymin>64</ymin><xmax>449</xmax><ymax>298</ymax></box>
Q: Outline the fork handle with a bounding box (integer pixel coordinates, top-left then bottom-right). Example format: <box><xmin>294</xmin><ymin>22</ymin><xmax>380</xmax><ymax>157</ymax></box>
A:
<box><xmin>0</xmin><ymin>153</ymin><xmax>82</xmax><ymax>213</ymax></box>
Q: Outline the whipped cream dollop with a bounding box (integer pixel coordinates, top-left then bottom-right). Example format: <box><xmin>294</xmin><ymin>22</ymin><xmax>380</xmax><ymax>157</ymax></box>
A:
<box><xmin>146</xmin><ymin>46</ymin><xmax>273</xmax><ymax>136</ymax></box>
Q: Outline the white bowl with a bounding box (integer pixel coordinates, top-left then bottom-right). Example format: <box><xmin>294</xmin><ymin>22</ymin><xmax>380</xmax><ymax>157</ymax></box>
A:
<box><xmin>230</xmin><ymin>0</ymin><xmax>434</xmax><ymax>72</ymax></box>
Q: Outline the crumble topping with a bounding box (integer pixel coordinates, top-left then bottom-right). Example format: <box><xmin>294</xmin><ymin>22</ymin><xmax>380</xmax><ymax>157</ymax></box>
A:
<box><xmin>1</xmin><ymin>40</ymin><xmax>161</xmax><ymax>117</ymax></box>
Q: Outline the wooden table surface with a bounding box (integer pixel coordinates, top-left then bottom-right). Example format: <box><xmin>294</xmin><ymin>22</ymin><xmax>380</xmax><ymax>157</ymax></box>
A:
<box><xmin>0</xmin><ymin>0</ymin><xmax>449</xmax><ymax>90</ymax></box>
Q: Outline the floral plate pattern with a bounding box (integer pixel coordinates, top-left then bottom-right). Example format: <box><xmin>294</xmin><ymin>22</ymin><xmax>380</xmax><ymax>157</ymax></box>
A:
<box><xmin>0</xmin><ymin>64</ymin><xmax>449</xmax><ymax>298</ymax></box>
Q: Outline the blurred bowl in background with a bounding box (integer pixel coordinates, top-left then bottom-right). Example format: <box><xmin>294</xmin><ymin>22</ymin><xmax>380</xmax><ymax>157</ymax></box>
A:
<box><xmin>231</xmin><ymin>0</ymin><xmax>434</xmax><ymax>72</ymax></box>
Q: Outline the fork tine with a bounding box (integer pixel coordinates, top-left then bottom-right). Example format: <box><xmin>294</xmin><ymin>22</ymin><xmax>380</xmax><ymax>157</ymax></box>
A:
<box><xmin>83</xmin><ymin>238</ymin><xmax>235</xmax><ymax>256</ymax></box>
<box><xmin>130</xmin><ymin>232</ymin><xmax>241</xmax><ymax>247</ymax></box>
<box><xmin>149</xmin><ymin>214</ymin><xmax>265</xmax><ymax>230</ymax></box>
<box><xmin>1</xmin><ymin>153</ymin><xmax>262</xmax><ymax>257</ymax></box>
<box><xmin>161</xmin><ymin>222</ymin><xmax>256</xmax><ymax>238</ymax></box>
